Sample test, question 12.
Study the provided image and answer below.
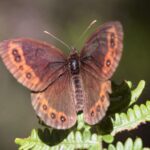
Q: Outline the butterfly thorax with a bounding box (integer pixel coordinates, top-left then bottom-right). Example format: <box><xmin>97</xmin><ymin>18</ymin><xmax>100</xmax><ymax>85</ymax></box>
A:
<box><xmin>68</xmin><ymin>51</ymin><xmax>80</xmax><ymax>75</ymax></box>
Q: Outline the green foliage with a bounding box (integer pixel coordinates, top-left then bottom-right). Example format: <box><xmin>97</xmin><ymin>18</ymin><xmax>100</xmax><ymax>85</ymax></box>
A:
<box><xmin>128</xmin><ymin>80</ymin><xmax>146</xmax><ymax>106</ymax></box>
<box><xmin>107</xmin><ymin>138</ymin><xmax>150</xmax><ymax>150</ymax></box>
<box><xmin>111</xmin><ymin>101</ymin><xmax>150</xmax><ymax>135</ymax></box>
<box><xmin>15</xmin><ymin>80</ymin><xmax>150</xmax><ymax>150</ymax></box>
<box><xmin>15</xmin><ymin>129</ymin><xmax>102</xmax><ymax>150</ymax></box>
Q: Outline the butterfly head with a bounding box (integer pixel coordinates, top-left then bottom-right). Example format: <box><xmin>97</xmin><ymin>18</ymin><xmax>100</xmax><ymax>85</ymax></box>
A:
<box><xmin>70</xmin><ymin>47</ymin><xmax>78</xmax><ymax>55</ymax></box>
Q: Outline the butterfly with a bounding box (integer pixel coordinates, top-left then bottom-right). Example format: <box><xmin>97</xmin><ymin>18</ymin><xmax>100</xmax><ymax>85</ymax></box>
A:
<box><xmin>0</xmin><ymin>21</ymin><xmax>123</xmax><ymax>129</ymax></box>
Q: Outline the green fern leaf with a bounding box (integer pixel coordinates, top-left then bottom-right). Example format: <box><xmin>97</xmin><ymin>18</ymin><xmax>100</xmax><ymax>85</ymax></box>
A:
<box><xmin>111</xmin><ymin>101</ymin><xmax>150</xmax><ymax>135</ymax></box>
<box><xmin>15</xmin><ymin>128</ymin><xmax>102</xmax><ymax>150</ymax></box>
<box><xmin>128</xmin><ymin>80</ymin><xmax>145</xmax><ymax>106</ymax></box>
<box><xmin>109</xmin><ymin>80</ymin><xmax>145</xmax><ymax>114</ymax></box>
<box><xmin>107</xmin><ymin>138</ymin><xmax>150</xmax><ymax>150</ymax></box>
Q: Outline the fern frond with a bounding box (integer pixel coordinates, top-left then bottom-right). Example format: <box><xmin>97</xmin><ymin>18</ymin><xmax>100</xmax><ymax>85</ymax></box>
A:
<box><xmin>109</xmin><ymin>80</ymin><xmax>145</xmax><ymax>114</ymax></box>
<box><xmin>15</xmin><ymin>130</ymin><xmax>49</xmax><ymax>150</ymax></box>
<box><xmin>111</xmin><ymin>100</ymin><xmax>150</xmax><ymax>135</ymax></box>
<box><xmin>107</xmin><ymin>137</ymin><xmax>150</xmax><ymax>150</ymax></box>
<box><xmin>128</xmin><ymin>80</ymin><xmax>145</xmax><ymax>106</ymax></box>
<box><xmin>15</xmin><ymin>128</ymin><xmax>102</xmax><ymax>150</ymax></box>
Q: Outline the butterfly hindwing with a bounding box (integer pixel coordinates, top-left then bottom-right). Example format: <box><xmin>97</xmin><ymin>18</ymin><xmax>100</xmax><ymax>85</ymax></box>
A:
<box><xmin>80</xmin><ymin>21</ymin><xmax>123</xmax><ymax>80</ymax></box>
<box><xmin>81</xmin><ymin>69</ymin><xmax>111</xmax><ymax>125</ymax></box>
<box><xmin>0</xmin><ymin>38</ymin><xmax>67</xmax><ymax>91</ymax></box>
<box><xmin>31</xmin><ymin>71</ymin><xmax>77</xmax><ymax>129</ymax></box>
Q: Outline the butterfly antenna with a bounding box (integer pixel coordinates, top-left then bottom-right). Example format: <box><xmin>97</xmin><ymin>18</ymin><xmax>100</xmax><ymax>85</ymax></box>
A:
<box><xmin>73</xmin><ymin>19</ymin><xmax>97</xmax><ymax>48</ymax></box>
<box><xmin>44</xmin><ymin>30</ymin><xmax>71</xmax><ymax>50</ymax></box>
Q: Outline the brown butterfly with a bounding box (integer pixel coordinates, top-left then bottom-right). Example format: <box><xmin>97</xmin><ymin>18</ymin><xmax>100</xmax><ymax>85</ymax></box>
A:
<box><xmin>0</xmin><ymin>21</ymin><xmax>123</xmax><ymax>129</ymax></box>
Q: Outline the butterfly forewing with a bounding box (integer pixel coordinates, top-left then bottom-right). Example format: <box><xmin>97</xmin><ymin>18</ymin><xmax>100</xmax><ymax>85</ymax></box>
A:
<box><xmin>0</xmin><ymin>38</ymin><xmax>67</xmax><ymax>91</ymax></box>
<box><xmin>31</xmin><ymin>71</ymin><xmax>77</xmax><ymax>129</ymax></box>
<box><xmin>80</xmin><ymin>21</ymin><xmax>123</xmax><ymax>80</ymax></box>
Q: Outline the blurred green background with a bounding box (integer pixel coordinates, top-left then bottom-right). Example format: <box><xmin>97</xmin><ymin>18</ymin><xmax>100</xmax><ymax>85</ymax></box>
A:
<box><xmin>0</xmin><ymin>0</ymin><xmax>150</xmax><ymax>149</ymax></box>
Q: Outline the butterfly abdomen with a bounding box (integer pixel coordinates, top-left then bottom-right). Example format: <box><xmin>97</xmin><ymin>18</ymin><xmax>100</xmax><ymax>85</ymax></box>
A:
<box><xmin>71</xmin><ymin>75</ymin><xmax>85</xmax><ymax>112</ymax></box>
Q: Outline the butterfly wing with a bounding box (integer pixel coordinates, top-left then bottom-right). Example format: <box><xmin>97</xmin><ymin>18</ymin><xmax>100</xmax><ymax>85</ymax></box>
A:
<box><xmin>31</xmin><ymin>71</ymin><xmax>77</xmax><ymax>129</ymax></box>
<box><xmin>80</xmin><ymin>21</ymin><xmax>123</xmax><ymax>80</ymax></box>
<box><xmin>0</xmin><ymin>38</ymin><xmax>67</xmax><ymax>91</ymax></box>
<box><xmin>80</xmin><ymin>21</ymin><xmax>123</xmax><ymax>125</ymax></box>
